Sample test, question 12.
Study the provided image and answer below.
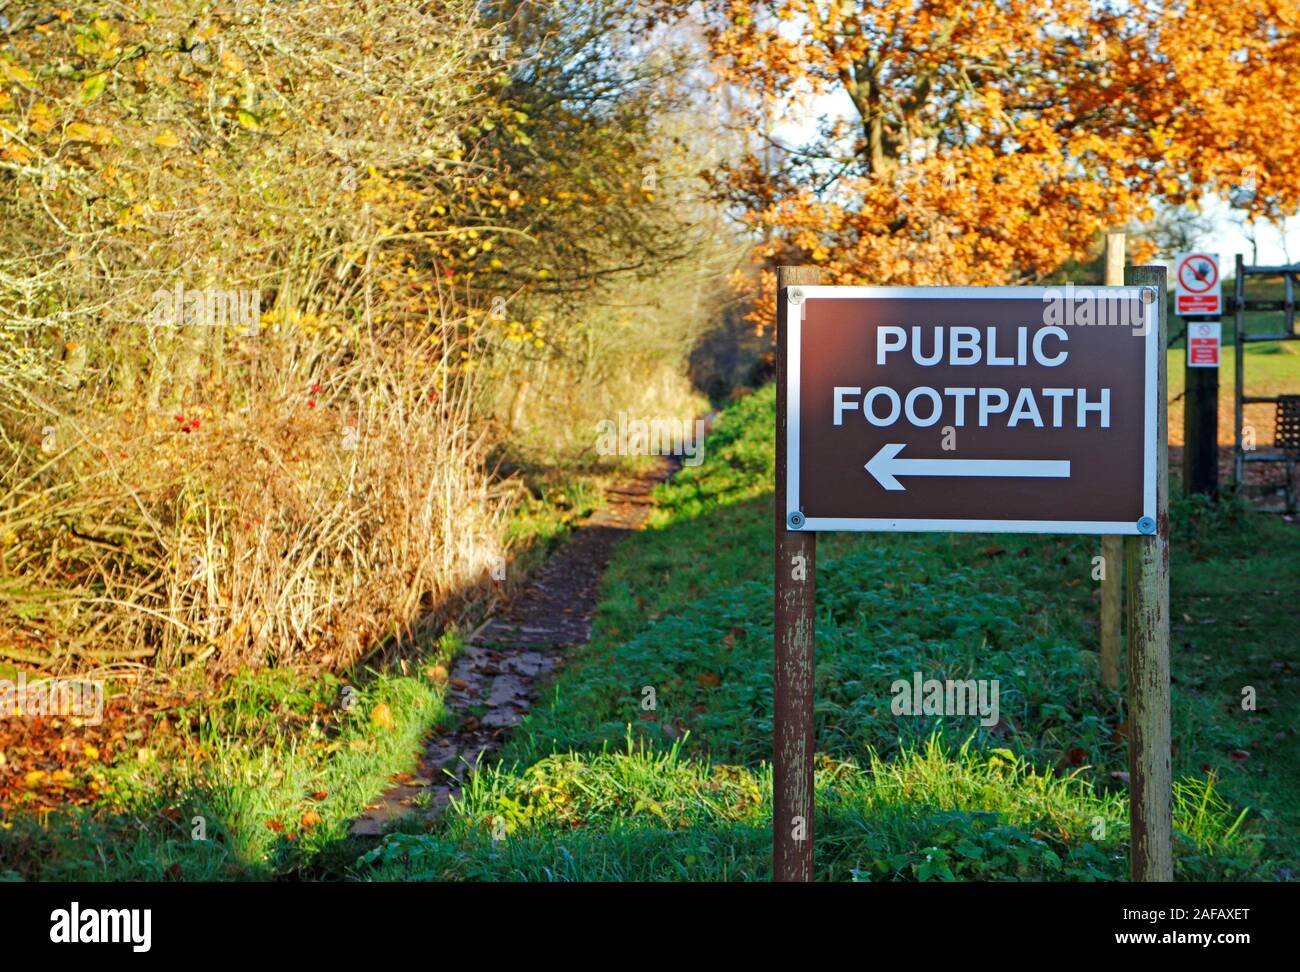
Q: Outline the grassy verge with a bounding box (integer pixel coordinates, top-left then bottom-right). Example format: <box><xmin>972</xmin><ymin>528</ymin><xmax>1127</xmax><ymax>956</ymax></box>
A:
<box><xmin>10</xmin><ymin>385</ymin><xmax>1293</xmax><ymax>882</ymax></box>
<box><xmin>1</xmin><ymin>636</ymin><xmax>458</xmax><ymax>881</ymax></box>
<box><xmin>0</xmin><ymin>473</ymin><xmax>606</xmax><ymax>881</ymax></box>
<box><xmin>363</xmin><ymin>383</ymin><xmax>1295</xmax><ymax>881</ymax></box>
<box><xmin>1166</xmin><ymin>340</ymin><xmax>1300</xmax><ymax>447</ymax></box>
<box><xmin>363</xmin><ymin>736</ymin><xmax>1251</xmax><ymax>881</ymax></box>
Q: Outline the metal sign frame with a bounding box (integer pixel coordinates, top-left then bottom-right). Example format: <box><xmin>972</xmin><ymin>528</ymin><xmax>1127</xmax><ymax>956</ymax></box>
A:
<box><xmin>783</xmin><ymin>285</ymin><xmax>1160</xmax><ymax>535</ymax></box>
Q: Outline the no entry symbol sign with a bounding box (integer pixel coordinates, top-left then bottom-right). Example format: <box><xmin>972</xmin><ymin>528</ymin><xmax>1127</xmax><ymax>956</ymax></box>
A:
<box><xmin>1175</xmin><ymin>252</ymin><xmax>1221</xmax><ymax>316</ymax></box>
<box><xmin>1187</xmin><ymin>321</ymin><xmax>1221</xmax><ymax>368</ymax></box>
<box><xmin>784</xmin><ymin>286</ymin><xmax>1158</xmax><ymax>534</ymax></box>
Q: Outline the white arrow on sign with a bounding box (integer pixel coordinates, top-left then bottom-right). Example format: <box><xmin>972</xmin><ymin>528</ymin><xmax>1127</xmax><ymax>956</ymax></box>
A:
<box><xmin>864</xmin><ymin>442</ymin><xmax>1071</xmax><ymax>491</ymax></box>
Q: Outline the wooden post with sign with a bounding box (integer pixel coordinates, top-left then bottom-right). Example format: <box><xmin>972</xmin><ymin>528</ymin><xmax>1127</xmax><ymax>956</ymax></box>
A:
<box><xmin>1183</xmin><ymin>347</ymin><xmax>1220</xmax><ymax>497</ymax></box>
<box><xmin>777</xmin><ymin>273</ymin><xmax>1169</xmax><ymax>882</ymax></box>
<box><xmin>1124</xmin><ymin>264</ymin><xmax>1173</xmax><ymax>882</ymax></box>
<box><xmin>774</xmin><ymin>264</ymin><xmax>818</xmax><ymax>882</ymax></box>
<box><xmin>1099</xmin><ymin>233</ymin><xmax>1125</xmax><ymax>691</ymax></box>
<box><xmin>1176</xmin><ymin>252</ymin><xmax>1223</xmax><ymax>497</ymax></box>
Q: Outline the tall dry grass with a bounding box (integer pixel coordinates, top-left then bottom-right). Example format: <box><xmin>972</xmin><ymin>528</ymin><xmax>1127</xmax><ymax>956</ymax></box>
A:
<box><xmin>0</xmin><ymin>1</ymin><xmax>515</xmax><ymax>676</ymax></box>
<box><xmin>0</xmin><ymin>1</ymin><xmax>741</xmax><ymax>681</ymax></box>
<box><xmin>0</xmin><ymin>296</ymin><xmax>513</xmax><ymax>676</ymax></box>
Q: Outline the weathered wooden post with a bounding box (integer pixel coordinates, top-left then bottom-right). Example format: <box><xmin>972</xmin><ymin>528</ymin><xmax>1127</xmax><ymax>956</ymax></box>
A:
<box><xmin>1183</xmin><ymin>343</ymin><xmax>1220</xmax><ymax>497</ymax></box>
<box><xmin>774</xmin><ymin>264</ymin><xmax>819</xmax><ymax>882</ymax></box>
<box><xmin>1099</xmin><ymin>233</ymin><xmax>1126</xmax><ymax>691</ymax></box>
<box><xmin>1124</xmin><ymin>264</ymin><xmax>1173</xmax><ymax>882</ymax></box>
<box><xmin>778</xmin><ymin>275</ymin><xmax>1160</xmax><ymax>880</ymax></box>
<box><xmin>1174</xmin><ymin>252</ymin><xmax>1225</xmax><ymax>498</ymax></box>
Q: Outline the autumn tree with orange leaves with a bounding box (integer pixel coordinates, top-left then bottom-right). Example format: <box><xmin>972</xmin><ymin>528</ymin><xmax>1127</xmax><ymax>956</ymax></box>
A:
<box><xmin>655</xmin><ymin>0</ymin><xmax>1300</xmax><ymax>318</ymax></box>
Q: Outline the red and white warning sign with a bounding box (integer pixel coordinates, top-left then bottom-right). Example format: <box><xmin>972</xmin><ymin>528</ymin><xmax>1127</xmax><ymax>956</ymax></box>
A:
<box><xmin>1187</xmin><ymin>321</ymin><xmax>1221</xmax><ymax>368</ymax></box>
<box><xmin>1175</xmin><ymin>252</ymin><xmax>1221</xmax><ymax>316</ymax></box>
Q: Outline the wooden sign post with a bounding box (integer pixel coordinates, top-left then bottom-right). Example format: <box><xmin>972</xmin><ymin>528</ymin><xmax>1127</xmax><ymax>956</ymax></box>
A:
<box><xmin>1183</xmin><ymin>326</ymin><xmax>1221</xmax><ymax>497</ymax></box>
<box><xmin>774</xmin><ymin>264</ymin><xmax>819</xmax><ymax>882</ymax></box>
<box><xmin>1124</xmin><ymin>264</ymin><xmax>1174</xmax><ymax>882</ymax></box>
<box><xmin>774</xmin><ymin>266</ymin><xmax>1172</xmax><ymax>882</ymax></box>
<box><xmin>1176</xmin><ymin>251</ymin><xmax>1224</xmax><ymax>499</ymax></box>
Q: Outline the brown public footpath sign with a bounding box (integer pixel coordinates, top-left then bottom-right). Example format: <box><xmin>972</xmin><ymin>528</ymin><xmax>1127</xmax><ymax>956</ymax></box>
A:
<box><xmin>784</xmin><ymin>286</ymin><xmax>1159</xmax><ymax>535</ymax></box>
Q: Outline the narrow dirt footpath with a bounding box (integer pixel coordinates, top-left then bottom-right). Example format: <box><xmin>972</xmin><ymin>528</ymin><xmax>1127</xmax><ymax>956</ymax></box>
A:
<box><xmin>351</xmin><ymin>457</ymin><xmax>673</xmax><ymax>835</ymax></box>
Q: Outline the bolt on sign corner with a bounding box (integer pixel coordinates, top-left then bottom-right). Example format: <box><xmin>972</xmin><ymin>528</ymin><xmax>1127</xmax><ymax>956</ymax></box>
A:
<box><xmin>784</xmin><ymin>286</ymin><xmax>1158</xmax><ymax>535</ymax></box>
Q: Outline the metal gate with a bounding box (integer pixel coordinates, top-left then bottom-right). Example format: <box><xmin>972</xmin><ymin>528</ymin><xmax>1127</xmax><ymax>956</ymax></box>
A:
<box><xmin>1232</xmin><ymin>255</ymin><xmax>1300</xmax><ymax>510</ymax></box>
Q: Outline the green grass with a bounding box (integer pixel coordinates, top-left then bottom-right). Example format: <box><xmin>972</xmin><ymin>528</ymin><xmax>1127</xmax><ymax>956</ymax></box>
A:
<box><xmin>0</xmin><ymin>460</ymin><xmax>636</xmax><ymax>881</ymax></box>
<box><xmin>1167</xmin><ymin>342</ymin><xmax>1300</xmax><ymax>398</ymax></box>
<box><xmin>1165</xmin><ymin>275</ymin><xmax>1300</xmax><ymax>448</ymax></box>
<box><xmin>1180</xmin><ymin>275</ymin><xmax>1300</xmax><ymax>343</ymax></box>
<box><xmin>1166</xmin><ymin>492</ymin><xmax>1300</xmax><ymax>868</ymax></box>
<box><xmin>1</xmin><ymin>634</ymin><xmax>461</xmax><ymax>881</ymax></box>
<box><xmin>10</xmin><ymin>378</ymin><xmax>1295</xmax><ymax>882</ymax></box>
<box><xmin>360</xmin><ymin>382</ymin><xmax>1295</xmax><ymax>881</ymax></box>
<box><xmin>360</xmin><ymin>735</ymin><xmax>1252</xmax><ymax>882</ymax></box>
<box><xmin>1168</xmin><ymin>275</ymin><xmax>1299</xmax><ymax>347</ymax></box>
<box><xmin>1166</xmin><ymin>342</ymin><xmax>1300</xmax><ymax>447</ymax></box>
<box><xmin>0</xmin><ymin>463</ymin><xmax>626</xmax><ymax>882</ymax></box>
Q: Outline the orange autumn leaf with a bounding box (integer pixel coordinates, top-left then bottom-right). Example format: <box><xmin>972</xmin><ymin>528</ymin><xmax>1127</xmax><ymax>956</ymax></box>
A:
<box><xmin>656</xmin><ymin>0</ymin><xmax>1300</xmax><ymax>321</ymax></box>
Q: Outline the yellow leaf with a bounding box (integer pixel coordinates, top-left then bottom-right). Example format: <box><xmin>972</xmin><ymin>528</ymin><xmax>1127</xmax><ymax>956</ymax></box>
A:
<box><xmin>153</xmin><ymin>130</ymin><xmax>180</xmax><ymax>148</ymax></box>
<box><xmin>79</xmin><ymin>74</ymin><xmax>106</xmax><ymax>103</ymax></box>
<box><xmin>64</xmin><ymin>122</ymin><xmax>112</xmax><ymax>145</ymax></box>
<box><xmin>236</xmin><ymin>110</ymin><xmax>261</xmax><ymax>131</ymax></box>
<box><xmin>84</xmin><ymin>743</ymin><xmax>100</xmax><ymax>759</ymax></box>
<box><xmin>28</xmin><ymin>102</ymin><xmax>55</xmax><ymax>135</ymax></box>
<box><xmin>369</xmin><ymin>702</ymin><xmax>395</xmax><ymax>731</ymax></box>
<box><xmin>23</xmin><ymin>770</ymin><xmax>45</xmax><ymax>787</ymax></box>
<box><xmin>1</xmin><ymin>62</ymin><xmax>34</xmax><ymax>85</ymax></box>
